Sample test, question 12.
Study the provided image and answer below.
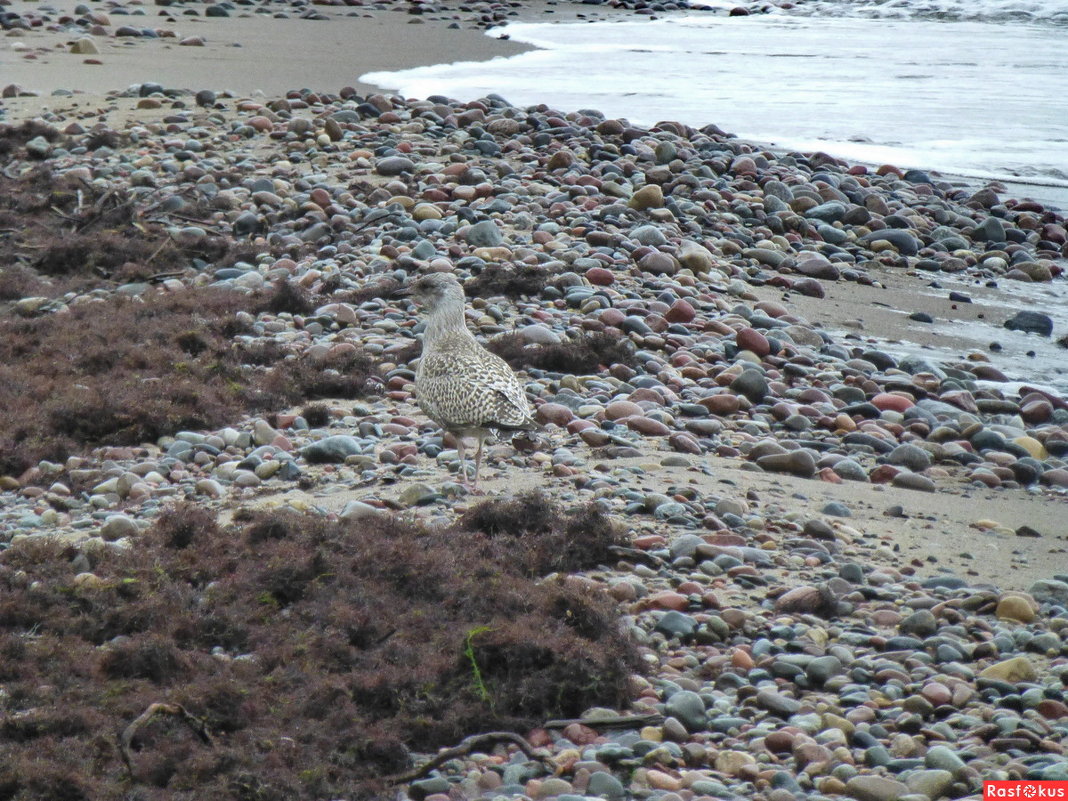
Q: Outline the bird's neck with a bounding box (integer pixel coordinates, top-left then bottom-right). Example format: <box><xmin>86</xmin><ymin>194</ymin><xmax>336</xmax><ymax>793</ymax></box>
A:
<box><xmin>425</xmin><ymin>298</ymin><xmax>474</xmax><ymax>344</ymax></box>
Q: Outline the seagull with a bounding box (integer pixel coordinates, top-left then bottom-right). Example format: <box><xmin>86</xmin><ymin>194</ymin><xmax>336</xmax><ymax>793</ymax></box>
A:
<box><xmin>402</xmin><ymin>272</ymin><xmax>538</xmax><ymax>490</ymax></box>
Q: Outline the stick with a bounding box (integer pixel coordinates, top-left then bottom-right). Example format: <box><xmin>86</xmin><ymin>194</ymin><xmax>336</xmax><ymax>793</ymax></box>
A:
<box><xmin>544</xmin><ymin>712</ymin><xmax>663</xmax><ymax>729</ymax></box>
<box><xmin>119</xmin><ymin>702</ymin><xmax>213</xmax><ymax>780</ymax></box>
<box><xmin>143</xmin><ymin>235</ymin><xmax>173</xmax><ymax>267</ymax></box>
<box><xmin>385</xmin><ymin>731</ymin><xmax>551</xmax><ymax>785</ymax></box>
<box><xmin>148</xmin><ymin>269</ymin><xmax>189</xmax><ymax>283</ymax></box>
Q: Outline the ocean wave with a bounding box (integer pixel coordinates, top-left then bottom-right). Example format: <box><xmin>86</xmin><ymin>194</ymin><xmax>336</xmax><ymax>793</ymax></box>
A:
<box><xmin>710</xmin><ymin>0</ymin><xmax>1068</xmax><ymax>25</ymax></box>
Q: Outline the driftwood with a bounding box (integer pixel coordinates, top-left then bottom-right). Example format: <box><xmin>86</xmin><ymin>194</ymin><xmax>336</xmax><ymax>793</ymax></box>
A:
<box><xmin>386</xmin><ymin>714</ymin><xmax>663</xmax><ymax>785</ymax></box>
<box><xmin>119</xmin><ymin>702</ymin><xmax>213</xmax><ymax>780</ymax></box>
<box><xmin>544</xmin><ymin>712</ymin><xmax>664</xmax><ymax>729</ymax></box>
<box><xmin>385</xmin><ymin>731</ymin><xmax>552</xmax><ymax>785</ymax></box>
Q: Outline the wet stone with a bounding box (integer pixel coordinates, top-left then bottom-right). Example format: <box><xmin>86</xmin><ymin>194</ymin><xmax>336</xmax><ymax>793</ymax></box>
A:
<box><xmin>654</xmin><ymin>610</ymin><xmax>699</xmax><ymax>640</ymax></box>
<box><xmin>664</xmin><ymin>690</ymin><xmax>707</xmax><ymax>733</ymax></box>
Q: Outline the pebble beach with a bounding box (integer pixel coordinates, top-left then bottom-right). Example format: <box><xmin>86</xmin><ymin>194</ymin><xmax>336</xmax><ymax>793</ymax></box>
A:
<box><xmin>2</xmin><ymin>0</ymin><xmax>1068</xmax><ymax>799</ymax></box>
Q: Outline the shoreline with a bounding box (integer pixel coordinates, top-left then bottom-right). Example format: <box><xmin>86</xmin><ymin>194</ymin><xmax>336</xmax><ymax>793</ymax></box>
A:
<box><xmin>2</xmin><ymin>16</ymin><xmax>1068</xmax><ymax>797</ymax></box>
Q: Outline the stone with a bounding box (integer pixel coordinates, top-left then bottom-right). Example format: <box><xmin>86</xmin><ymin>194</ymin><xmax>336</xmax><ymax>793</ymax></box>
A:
<box><xmin>664</xmin><ymin>690</ymin><xmax>707</xmax><ymax>733</ymax></box>
<box><xmin>904</xmin><ymin>770</ymin><xmax>954</xmax><ymax>800</ymax></box>
<box><xmin>629</xmin><ymin>184</ymin><xmax>664</xmax><ymax>210</ymax></box>
<box><xmin>301</xmin><ymin>435</ymin><xmax>363</xmax><ymax>463</ymax></box>
<box><xmin>979</xmin><ymin>656</ymin><xmax>1037</xmax><ymax>683</ymax></box>
<box><xmin>757</xmin><ymin>689</ymin><xmax>801</xmax><ymax>717</ymax></box>
<box><xmin>465</xmin><ymin>219</ymin><xmax>503</xmax><ymax>247</ymax></box>
<box><xmin>731</xmin><ymin>369</ymin><xmax>768</xmax><ymax>402</ymax></box>
<box><xmin>899</xmin><ymin>610</ymin><xmax>938</xmax><ymax>637</ymax></box>
<box><xmin>887</xmin><ymin>443</ymin><xmax>931</xmax><ymax>471</ymax></box>
<box><xmin>1028</xmin><ymin>579</ymin><xmax>1068</xmax><ymax>605</ymax></box>
<box><xmin>100</xmin><ymin>514</ymin><xmax>138</xmax><ymax>541</ymax></box>
<box><xmin>714</xmin><ymin>750</ymin><xmax>757</xmax><ymax>775</ymax></box>
<box><xmin>398</xmin><ymin>483</ymin><xmax>439</xmax><ymax>507</ymax></box>
<box><xmin>1004</xmin><ymin>310</ymin><xmax>1053</xmax><ymax>336</ymax></box>
<box><xmin>70</xmin><ymin>36</ymin><xmax>100</xmax><ymax>54</ymax></box>
<box><xmin>586</xmin><ymin>771</ymin><xmax>626</xmax><ymax>799</ymax></box>
<box><xmin>375</xmin><ymin>155</ymin><xmax>415</xmax><ymax>176</ymax></box>
<box><xmin>654</xmin><ymin>610</ymin><xmax>698</xmax><ymax>639</ymax></box>
<box><xmin>860</xmin><ymin>229</ymin><xmax>920</xmax><ymax>255</ymax></box>
<box><xmin>756</xmin><ymin>450</ymin><xmax>816</xmax><ymax>477</ymax></box>
<box><xmin>995</xmin><ymin>594</ymin><xmax>1036</xmax><ymax>623</ymax></box>
<box><xmin>924</xmin><ymin>746</ymin><xmax>965</xmax><ymax>774</ymax></box>
<box><xmin>846</xmin><ymin>775</ymin><xmax>909</xmax><ymax>801</ymax></box>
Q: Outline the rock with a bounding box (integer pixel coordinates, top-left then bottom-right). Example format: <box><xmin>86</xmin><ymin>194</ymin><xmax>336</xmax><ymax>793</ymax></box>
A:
<box><xmin>631</xmin><ymin>225</ymin><xmax>668</xmax><ymax>246</ymax></box>
<box><xmin>654</xmin><ymin>610</ymin><xmax>698</xmax><ymax>640</ymax></box>
<box><xmin>70</xmin><ymin>36</ymin><xmax>99</xmax><ymax>54</ymax></box>
<box><xmin>586</xmin><ymin>771</ymin><xmax>626</xmax><ymax>800</ymax></box>
<box><xmin>924</xmin><ymin>745</ymin><xmax>965</xmax><ymax>774</ymax></box>
<box><xmin>731</xmin><ymin>369</ymin><xmax>768</xmax><ymax>402</ymax></box>
<box><xmin>25</xmin><ymin>136</ymin><xmax>52</xmax><ymax>159</ymax></box>
<box><xmin>806</xmin><ymin>655</ymin><xmax>843</xmax><ymax>685</ymax></box>
<box><xmin>664</xmin><ymin>690</ymin><xmax>707</xmax><ymax>733</ymax></box>
<box><xmin>638</xmin><ymin>251</ymin><xmax>678</xmax><ymax>276</ymax></box>
<box><xmin>100</xmin><ymin>514</ymin><xmax>138</xmax><ymax>541</ymax></box>
<box><xmin>860</xmin><ymin>229</ymin><xmax>920</xmax><ymax>255</ymax></box>
<box><xmin>375</xmin><ymin>156</ymin><xmax>415</xmax><ymax>176</ymax></box>
<box><xmin>736</xmin><ymin>327</ymin><xmax>770</xmax><ymax>357</ymax></box>
<box><xmin>899</xmin><ymin>609</ymin><xmax>938</xmax><ymax>637</ymax></box>
<box><xmin>757</xmin><ymin>450</ymin><xmax>816</xmax><ymax>477</ymax></box>
<box><xmin>886</xmin><ymin>443</ymin><xmax>931</xmax><ymax>471</ymax></box>
<box><xmin>1004</xmin><ymin>310</ymin><xmax>1054</xmax><ymax>336</ymax></box>
<box><xmin>805</xmin><ymin>201</ymin><xmax>847</xmax><ymax>222</ymax></box>
<box><xmin>678</xmin><ymin>242</ymin><xmax>716</xmax><ymax>274</ymax></box>
<box><xmin>714</xmin><ymin>750</ymin><xmax>756</xmax><ymax>775</ymax></box>
<box><xmin>1028</xmin><ymin>579</ymin><xmax>1068</xmax><ymax>605</ymax></box>
<box><xmin>973</xmin><ymin>216</ymin><xmax>1007</xmax><ymax>242</ymax></box>
<box><xmin>904</xmin><ymin>770</ymin><xmax>954</xmax><ymax>800</ymax></box>
<box><xmin>775</xmin><ymin>585</ymin><xmax>832</xmax><ymax>615</ymax></box>
<box><xmin>846</xmin><ymin>775</ymin><xmax>909</xmax><ymax>801</ymax></box>
<box><xmin>398</xmin><ymin>483</ymin><xmax>439</xmax><ymax>507</ymax></box>
<box><xmin>979</xmin><ymin>655</ymin><xmax>1037</xmax><ymax>683</ymax></box>
<box><xmin>628</xmin><ymin>184</ymin><xmax>664</xmax><ymax>210</ymax></box>
<box><xmin>301</xmin><ymin>435</ymin><xmax>363</xmax><ymax>463</ymax></box>
<box><xmin>465</xmin><ymin>220</ymin><xmax>503</xmax><ymax>247</ymax></box>
<box><xmin>995</xmin><ymin>594</ymin><xmax>1036</xmax><ymax>623</ymax></box>
<box><xmin>756</xmin><ymin>689</ymin><xmax>801</xmax><ymax>717</ymax></box>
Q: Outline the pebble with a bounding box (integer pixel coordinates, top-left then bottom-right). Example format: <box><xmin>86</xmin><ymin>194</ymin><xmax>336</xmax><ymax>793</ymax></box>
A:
<box><xmin>0</xmin><ymin>83</ymin><xmax>1065</xmax><ymax>801</ymax></box>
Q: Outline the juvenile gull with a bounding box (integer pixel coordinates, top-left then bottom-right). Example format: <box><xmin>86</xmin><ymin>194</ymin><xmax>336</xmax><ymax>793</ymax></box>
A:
<box><xmin>406</xmin><ymin>272</ymin><xmax>537</xmax><ymax>488</ymax></box>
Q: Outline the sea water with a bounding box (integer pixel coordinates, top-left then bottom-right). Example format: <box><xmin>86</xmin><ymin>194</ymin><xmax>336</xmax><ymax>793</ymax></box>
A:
<box><xmin>362</xmin><ymin>0</ymin><xmax>1068</xmax><ymax>207</ymax></box>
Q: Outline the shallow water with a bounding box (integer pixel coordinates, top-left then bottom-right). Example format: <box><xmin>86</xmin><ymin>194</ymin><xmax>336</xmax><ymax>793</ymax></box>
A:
<box><xmin>363</xmin><ymin>4</ymin><xmax>1068</xmax><ymax>207</ymax></box>
<box><xmin>832</xmin><ymin>276</ymin><xmax>1068</xmax><ymax>395</ymax></box>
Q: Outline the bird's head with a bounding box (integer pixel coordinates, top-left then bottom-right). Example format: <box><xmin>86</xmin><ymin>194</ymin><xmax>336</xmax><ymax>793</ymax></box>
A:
<box><xmin>402</xmin><ymin>272</ymin><xmax>466</xmax><ymax>310</ymax></box>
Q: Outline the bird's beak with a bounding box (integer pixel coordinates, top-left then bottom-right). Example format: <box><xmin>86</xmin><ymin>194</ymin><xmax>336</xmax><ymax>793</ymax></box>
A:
<box><xmin>393</xmin><ymin>286</ymin><xmax>412</xmax><ymax>299</ymax></box>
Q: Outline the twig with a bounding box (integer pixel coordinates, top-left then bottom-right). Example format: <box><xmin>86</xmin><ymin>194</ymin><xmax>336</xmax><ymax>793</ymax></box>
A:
<box><xmin>119</xmin><ymin>702</ymin><xmax>213</xmax><ymax>780</ymax></box>
<box><xmin>143</xmin><ymin>235</ymin><xmax>173</xmax><ymax>267</ymax></box>
<box><xmin>146</xmin><ymin>215</ymin><xmax>227</xmax><ymax>232</ymax></box>
<box><xmin>607</xmin><ymin>544</ymin><xmax>664</xmax><ymax>567</ymax></box>
<box><xmin>49</xmin><ymin>205</ymin><xmax>80</xmax><ymax>221</ymax></box>
<box><xmin>544</xmin><ymin>712</ymin><xmax>663</xmax><ymax>729</ymax></box>
<box><xmin>148</xmin><ymin>269</ymin><xmax>189</xmax><ymax>283</ymax></box>
<box><xmin>385</xmin><ymin>731</ymin><xmax>551</xmax><ymax>785</ymax></box>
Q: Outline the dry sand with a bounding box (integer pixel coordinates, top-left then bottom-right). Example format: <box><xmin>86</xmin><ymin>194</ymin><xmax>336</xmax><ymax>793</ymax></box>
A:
<box><xmin>1</xmin><ymin>0</ymin><xmax>532</xmax><ymax>97</ymax></box>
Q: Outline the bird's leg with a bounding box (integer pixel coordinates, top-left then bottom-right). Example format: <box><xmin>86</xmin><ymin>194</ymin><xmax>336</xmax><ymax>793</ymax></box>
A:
<box><xmin>473</xmin><ymin>433</ymin><xmax>486</xmax><ymax>492</ymax></box>
<box><xmin>455</xmin><ymin>436</ymin><xmax>467</xmax><ymax>483</ymax></box>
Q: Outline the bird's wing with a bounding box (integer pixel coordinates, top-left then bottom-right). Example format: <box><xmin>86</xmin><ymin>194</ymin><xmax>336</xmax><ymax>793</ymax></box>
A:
<box><xmin>417</xmin><ymin>348</ymin><xmax>535</xmax><ymax>429</ymax></box>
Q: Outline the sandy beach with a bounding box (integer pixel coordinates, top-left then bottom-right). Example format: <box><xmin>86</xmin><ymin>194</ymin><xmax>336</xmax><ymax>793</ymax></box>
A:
<box><xmin>2</xmin><ymin>0</ymin><xmax>1067</xmax><ymax>798</ymax></box>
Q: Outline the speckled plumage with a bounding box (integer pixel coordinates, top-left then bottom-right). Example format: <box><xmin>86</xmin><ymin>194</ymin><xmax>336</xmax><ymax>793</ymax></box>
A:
<box><xmin>407</xmin><ymin>272</ymin><xmax>536</xmax><ymax>487</ymax></box>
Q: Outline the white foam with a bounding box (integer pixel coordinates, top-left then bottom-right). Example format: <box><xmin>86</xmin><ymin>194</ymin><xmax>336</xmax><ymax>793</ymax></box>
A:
<box><xmin>748</xmin><ymin>0</ymin><xmax>1068</xmax><ymax>25</ymax></box>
